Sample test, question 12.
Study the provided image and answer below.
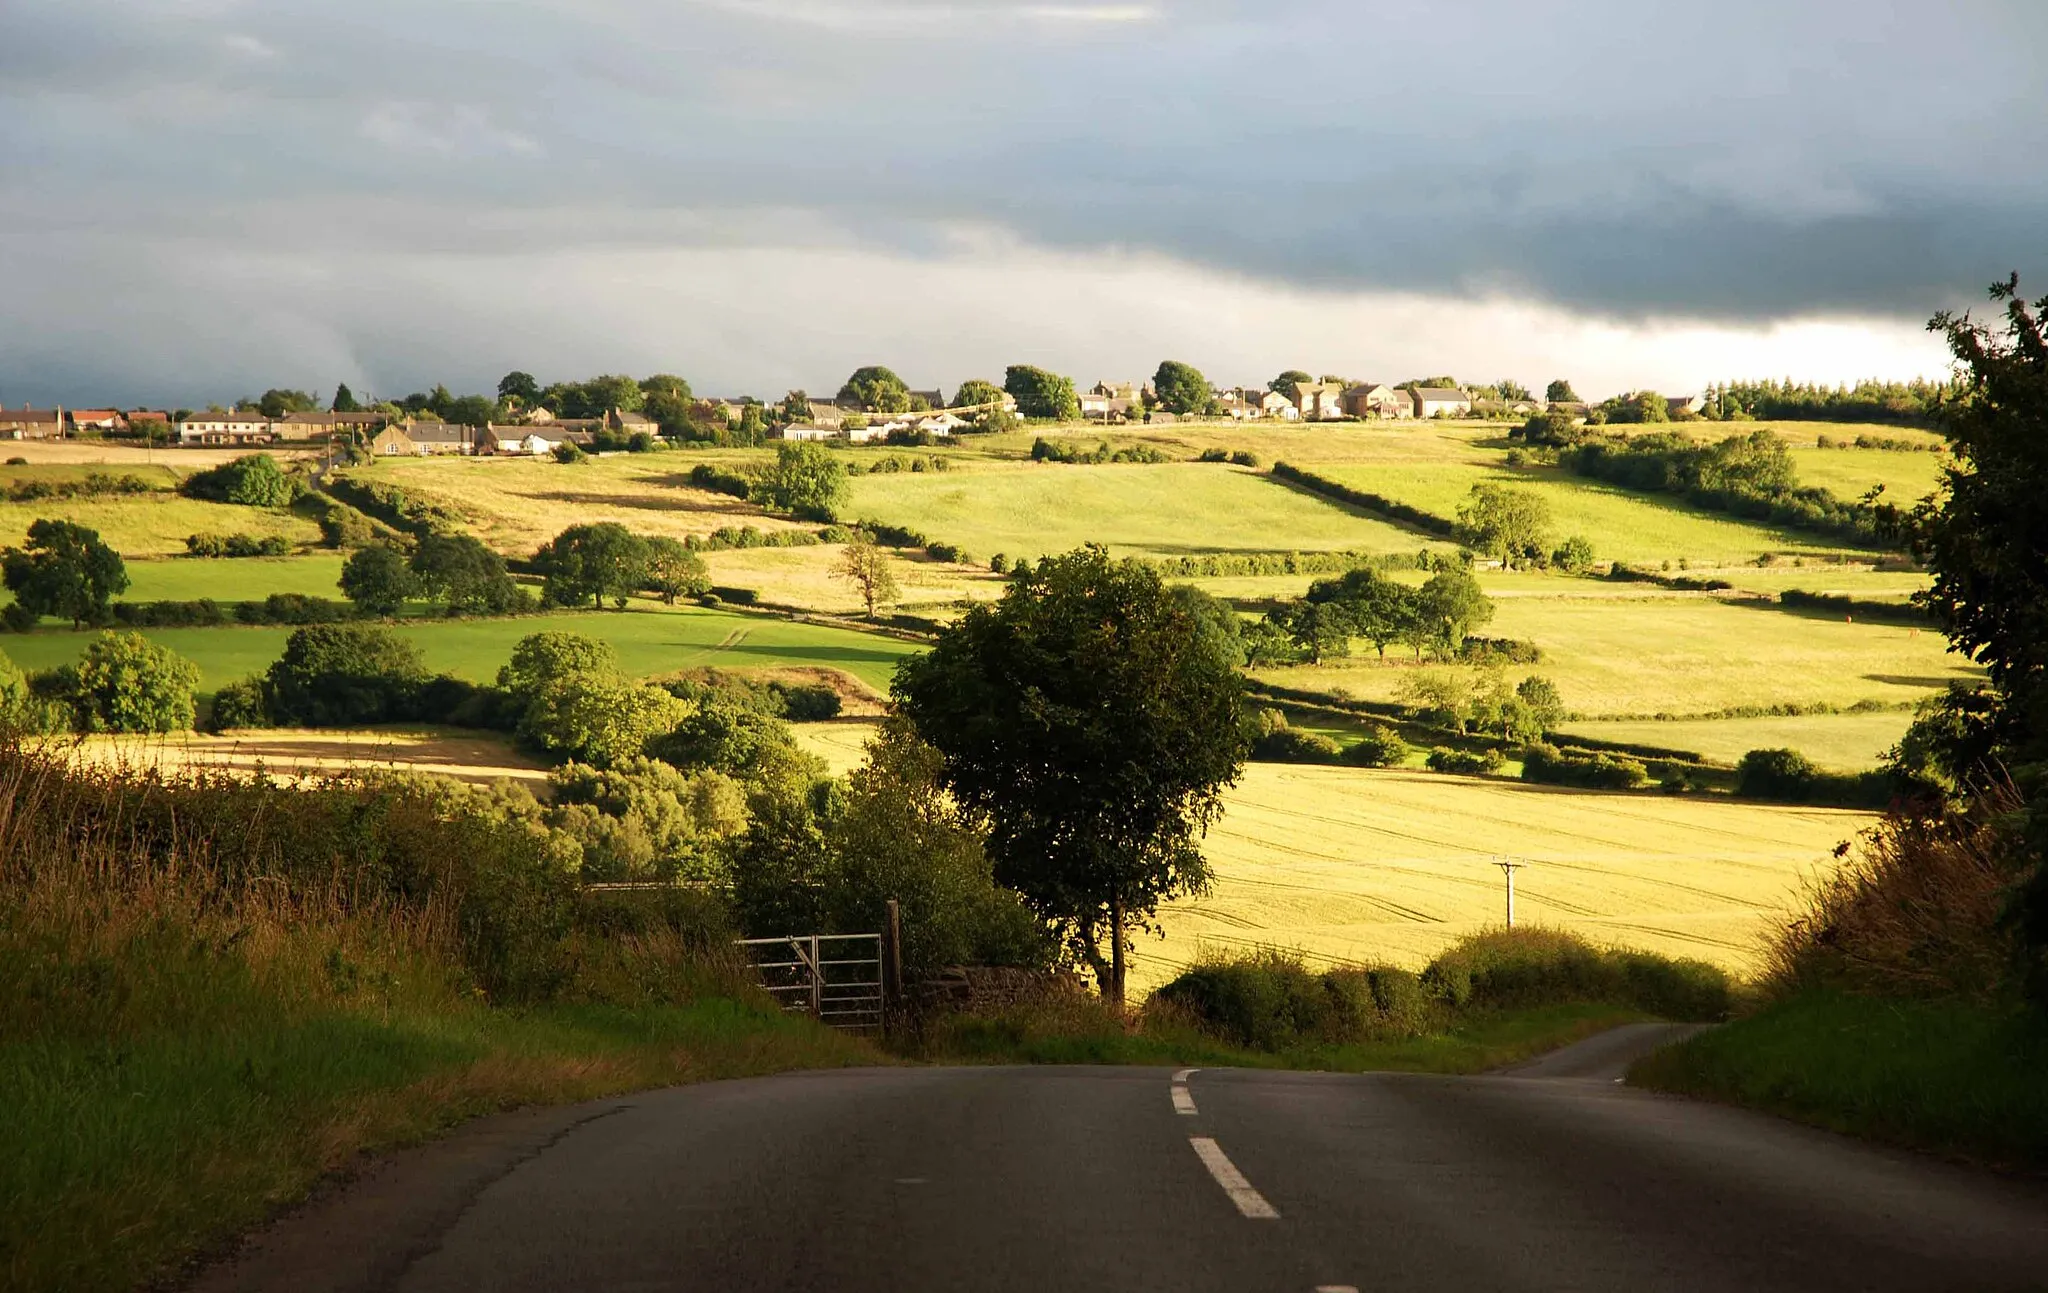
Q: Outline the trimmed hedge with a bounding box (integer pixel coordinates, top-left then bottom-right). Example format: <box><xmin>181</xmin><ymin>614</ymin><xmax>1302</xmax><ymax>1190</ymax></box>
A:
<box><xmin>1271</xmin><ymin>462</ymin><xmax>1458</xmax><ymax>536</ymax></box>
<box><xmin>1521</xmin><ymin>741</ymin><xmax>1649</xmax><ymax>790</ymax></box>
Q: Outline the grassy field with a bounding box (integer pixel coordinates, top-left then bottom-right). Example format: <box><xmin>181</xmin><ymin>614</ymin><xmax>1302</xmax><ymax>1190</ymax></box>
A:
<box><xmin>1786</xmin><ymin>446</ymin><xmax>1947</xmax><ymax>505</ymax></box>
<box><xmin>845</xmin><ymin>461</ymin><xmax>1442</xmax><ymax>561</ymax></box>
<box><xmin>0</xmin><ymin>462</ymin><xmax>182</xmax><ymax>488</ymax></box>
<box><xmin>1</xmin><ymin>603</ymin><xmax>922</xmax><ymax>693</ymax></box>
<box><xmin>702</xmin><ymin>544</ymin><xmax>1001</xmax><ymax>614</ymax></box>
<box><xmin>794</xmin><ymin>723</ymin><xmax>1866</xmax><ymax>991</ymax></box>
<box><xmin>112</xmin><ymin>553</ymin><xmax>349</xmax><ymax>601</ymax></box>
<box><xmin>1254</xmin><ymin>589</ymin><xmax>1975</xmax><ymax>718</ymax></box>
<box><xmin>0</xmin><ymin>494</ymin><xmax>323</xmax><ymax>558</ymax></box>
<box><xmin>345</xmin><ymin>454</ymin><xmax>813</xmax><ymax>556</ymax></box>
<box><xmin>1314</xmin><ymin>460</ymin><xmax>1851</xmax><ymax>565</ymax></box>
<box><xmin>76</xmin><ymin>726</ymin><xmax>556</xmax><ymax>787</ymax></box>
<box><xmin>1558</xmin><ymin>711</ymin><xmax>1914</xmax><ymax>771</ymax></box>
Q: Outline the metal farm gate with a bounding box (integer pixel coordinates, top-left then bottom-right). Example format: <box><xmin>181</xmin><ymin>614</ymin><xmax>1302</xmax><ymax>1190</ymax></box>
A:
<box><xmin>736</xmin><ymin>933</ymin><xmax>886</xmax><ymax>1033</ymax></box>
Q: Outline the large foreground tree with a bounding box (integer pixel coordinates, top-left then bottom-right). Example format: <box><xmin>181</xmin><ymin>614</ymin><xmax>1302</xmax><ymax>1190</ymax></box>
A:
<box><xmin>1</xmin><ymin>520</ymin><xmax>127</xmax><ymax>628</ymax></box>
<box><xmin>1911</xmin><ymin>275</ymin><xmax>2048</xmax><ymax>996</ymax></box>
<box><xmin>892</xmin><ymin>545</ymin><xmax>1248</xmax><ymax>1005</ymax></box>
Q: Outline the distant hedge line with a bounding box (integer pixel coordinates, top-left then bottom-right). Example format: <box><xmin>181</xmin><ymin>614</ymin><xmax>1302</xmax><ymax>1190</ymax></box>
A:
<box><xmin>1778</xmin><ymin>588</ymin><xmax>1932</xmax><ymax>625</ymax></box>
<box><xmin>1270</xmin><ymin>462</ymin><xmax>1459</xmax><ymax>537</ymax></box>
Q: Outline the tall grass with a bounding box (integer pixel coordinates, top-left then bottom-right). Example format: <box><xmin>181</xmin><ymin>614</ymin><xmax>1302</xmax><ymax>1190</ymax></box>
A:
<box><xmin>0</xmin><ymin>741</ymin><xmax>868</xmax><ymax>1293</ymax></box>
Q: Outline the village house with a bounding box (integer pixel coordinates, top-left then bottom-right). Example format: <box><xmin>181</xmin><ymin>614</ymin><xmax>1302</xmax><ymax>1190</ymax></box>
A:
<box><xmin>606</xmin><ymin>408</ymin><xmax>656</xmax><ymax>436</ymax></box>
<box><xmin>908</xmin><ymin>389</ymin><xmax>945</xmax><ymax>410</ymax></box>
<box><xmin>1293</xmin><ymin>380</ymin><xmax>1348</xmax><ymax>420</ymax></box>
<box><xmin>1667</xmin><ymin>394</ymin><xmax>1707</xmax><ymax>417</ymax></box>
<box><xmin>68</xmin><ymin>409</ymin><xmax>124</xmax><ymax>434</ymax></box>
<box><xmin>406</xmin><ymin>421</ymin><xmax>481</xmax><ymax>455</ymax></box>
<box><xmin>1257</xmin><ymin>390</ymin><xmax>1299</xmax><ymax>420</ymax></box>
<box><xmin>1092</xmin><ymin>379</ymin><xmax>1148</xmax><ymax>402</ymax></box>
<box><xmin>0</xmin><ymin>406</ymin><xmax>65</xmax><ymax>440</ymax></box>
<box><xmin>126</xmin><ymin>410</ymin><xmax>171</xmax><ymax>434</ymax></box>
<box><xmin>179</xmin><ymin>412</ymin><xmax>276</xmax><ymax>445</ymax></box>
<box><xmin>805</xmin><ymin>399</ymin><xmax>851</xmax><ymax>430</ymax></box>
<box><xmin>279</xmin><ymin>411</ymin><xmax>385</xmax><ymax>441</ymax></box>
<box><xmin>780</xmin><ymin>424</ymin><xmax>838</xmax><ymax>442</ymax></box>
<box><xmin>1410</xmin><ymin>386</ymin><xmax>1473</xmax><ymax>418</ymax></box>
<box><xmin>1077</xmin><ymin>389</ymin><xmax>1113</xmax><ymax>419</ymax></box>
<box><xmin>1215</xmin><ymin>393</ymin><xmax>1255</xmax><ymax>420</ymax></box>
<box><xmin>916</xmin><ymin>413</ymin><xmax>964</xmax><ymax>436</ymax></box>
<box><xmin>1342</xmin><ymin>383</ymin><xmax>1411</xmax><ymax>419</ymax></box>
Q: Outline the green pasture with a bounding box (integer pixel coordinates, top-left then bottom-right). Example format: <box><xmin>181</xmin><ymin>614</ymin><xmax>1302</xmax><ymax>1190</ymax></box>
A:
<box><xmin>0</xmin><ymin>462</ymin><xmax>181</xmax><ymax>487</ymax></box>
<box><xmin>114</xmin><ymin>554</ymin><xmax>349</xmax><ymax>602</ymax></box>
<box><xmin>1786</xmin><ymin>446</ymin><xmax>1947</xmax><ymax>506</ymax></box>
<box><xmin>0</xmin><ymin>604</ymin><xmax>922</xmax><ymax>694</ymax></box>
<box><xmin>1558</xmin><ymin>710</ymin><xmax>1915</xmax><ymax>771</ymax></box>
<box><xmin>1312</xmin><ymin>461</ymin><xmax>1851</xmax><ymax>566</ymax></box>
<box><xmin>1712</xmin><ymin>564</ymin><xmax>1930</xmax><ymax>602</ymax></box>
<box><xmin>845</xmin><ymin>461</ymin><xmax>1439</xmax><ymax>560</ymax></box>
<box><xmin>0</xmin><ymin>495</ymin><xmax>322</xmax><ymax>558</ymax></box>
<box><xmin>1253</xmin><ymin>591</ymin><xmax>1976</xmax><ymax>719</ymax></box>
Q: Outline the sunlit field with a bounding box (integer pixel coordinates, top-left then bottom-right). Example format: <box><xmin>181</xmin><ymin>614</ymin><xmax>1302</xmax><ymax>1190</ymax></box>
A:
<box><xmin>0</xmin><ymin>494</ymin><xmax>324</xmax><ymax>558</ymax></box>
<box><xmin>845</xmin><ymin>461</ymin><xmax>1440</xmax><ymax>561</ymax></box>
<box><xmin>1556</xmin><ymin>711</ymin><xmax>1914</xmax><ymax>771</ymax></box>
<box><xmin>791</xmin><ymin>725</ymin><xmax>1868</xmax><ymax>991</ymax></box>
<box><xmin>1253</xmin><ymin>590</ymin><xmax>1974</xmax><ymax>719</ymax></box>
<box><xmin>1784</xmin><ymin>445</ymin><xmax>1947</xmax><ymax>505</ymax></box>
<box><xmin>1</xmin><ymin>603</ymin><xmax>921</xmax><ymax>693</ymax></box>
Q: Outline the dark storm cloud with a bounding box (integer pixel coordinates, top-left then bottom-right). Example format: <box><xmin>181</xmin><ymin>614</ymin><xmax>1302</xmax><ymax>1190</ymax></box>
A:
<box><xmin>2</xmin><ymin>0</ymin><xmax>2044</xmax><ymax>402</ymax></box>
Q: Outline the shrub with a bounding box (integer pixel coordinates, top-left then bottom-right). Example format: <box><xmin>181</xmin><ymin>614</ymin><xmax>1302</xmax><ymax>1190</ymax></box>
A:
<box><xmin>1342</xmin><ymin>724</ymin><xmax>1407</xmax><ymax>767</ymax></box>
<box><xmin>1230</xmin><ymin>450</ymin><xmax>1260</xmax><ymax>468</ymax></box>
<box><xmin>54</xmin><ymin>631</ymin><xmax>202</xmax><ymax>733</ymax></box>
<box><xmin>773</xmin><ymin>681</ymin><xmax>842</xmax><ymax>722</ymax></box>
<box><xmin>708</xmin><ymin>585</ymin><xmax>758</xmax><ymax>605</ymax></box>
<box><xmin>1426</xmin><ymin>746</ymin><xmax>1506</xmax><ymax>776</ymax></box>
<box><xmin>520</xmin><ymin>674</ymin><xmax>691</xmax><ymax>767</ymax></box>
<box><xmin>1735</xmin><ymin>746</ymin><xmax>1890</xmax><ymax>807</ymax></box>
<box><xmin>1520</xmin><ymin>742</ymin><xmax>1649</xmax><ymax>790</ymax></box>
<box><xmin>235</xmin><ymin>593</ymin><xmax>351</xmax><ymax>626</ymax></box>
<box><xmin>1552</xmin><ymin>535</ymin><xmax>1596</xmax><ymax>573</ymax></box>
<box><xmin>0</xmin><ymin>604</ymin><xmax>36</xmax><ymax>634</ymax></box>
<box><xmin>265</xmin><ymin>623</ymin><xmax>427</xmax><ymax>726</ymax></box>
<box><xmin>180</xmin><ymin>454</ymin><xmax>299</xmax><ymax>507</ymax></box>
<box><xmin>207</xmin><ymin>675</ymin><xmax>272</xmax><ymax>731</ymax></box>
<box><xmin>1254</xmin><ymin>726</ymin><xmax>1343</xmax><ymax>763</ymax></box>
<box><xmin>1156</xmin><ymin>952</ymin><xmax>1439</xmax><ymax>1050</ymax></box>
<box><xmin>340</xmin><ymin>544</ymin><xmax>417</xmax><ymax>616</ymax></box>
<box><xmin>1459</xmin><ymin>636</ymin><xmax>1542</xmax><ymax>665</ymax></box>
<box><xmin>113</xmin><ymin>599</ymin><xmax>228</xmax><ymax>629</ymax></box>
<box><xmin>687</xmin><ymin>463</ymin><xmax>753</xmax><ymax>499</ymax></box>
<box><xmin>1420</xmin><ymin>928</ymin><xmax>1733</xmax><ymax>1021</ymax></box>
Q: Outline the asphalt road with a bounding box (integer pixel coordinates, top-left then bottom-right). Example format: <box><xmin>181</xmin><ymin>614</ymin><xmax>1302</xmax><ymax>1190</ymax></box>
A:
<box><xmin>195</xmin><ymin>1026</ymin><xmax>2048</xmax><ymax>1293</ymax></box>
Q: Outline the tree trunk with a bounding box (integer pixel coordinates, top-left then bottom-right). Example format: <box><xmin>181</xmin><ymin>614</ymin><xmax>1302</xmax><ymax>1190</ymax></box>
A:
<box><xmin>1108</xmin><ymin>895</ymin><xmax>1126</xmax><ymax>1012</ymax></box>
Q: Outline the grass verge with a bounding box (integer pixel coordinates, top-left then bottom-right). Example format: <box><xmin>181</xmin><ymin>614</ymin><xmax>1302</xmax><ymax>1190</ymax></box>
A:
<box><xmin>909</xmin><ymin>998</ymin><xmax>1652</xmax><ymax>1072</ymax></box>
<box><xmin>1628</xmin><ymin>992</ymin><xmax>2048</xmax><ymax>1166</ymax></box>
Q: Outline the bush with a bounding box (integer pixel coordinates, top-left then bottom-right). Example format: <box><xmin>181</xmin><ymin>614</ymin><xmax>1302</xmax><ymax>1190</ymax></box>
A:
<box><xmin>265</xmin><ymin>624</ymin><xmax>427</xmax><ymax>727</ymax></box>
<box><xmin>52</xmin><ymin>631</ymin><xmax>202</xmax><ymax>733</ymax></box>
<box><xmin>1736</xmin><ymin>747</ymin><xmax>1888</xmax><ymax>805</ymax></box>
<box><xmin>1156</xmin><ymin>952</ymin><xmax>1438</xmax><ymax>1050</ymax></box>
<box><xmin>1426</xmin><ymin>746</ymin><xmax>1506</xmax><ymax>776</ymax></box>
<box><xmin>1459</xmin><ymin>636</ymin><xmax>1542</xmax><ymax>665</ymax></box>
<box><xmin>180</xmin><ymin>454</ymin><xmax>300</xmax><ymax>507</ymax></box>
<box><xmin>773</xmin><ymin>681</ymin><xmax>842</xmax><ymax>722</ymax></box>
<box><xmin>1254</xmin><ymin>726</ymin><xmax>1343</xmax><ymax>763</ymax></box>
<box><xmin>1551</xmin><ymin>535</ymin><xmax>1596</xmax><ymax>573</ymax></box>
<box><xmin>207</xmin><ymin>676</ymin><xmax>272</xmax><ymax>731</ymax></box>
<box><xmin>0</xmin><ymin>603</ymin><xmax>36</xmax><ymax>634</ymax></box>
<box><xmin>688</xmin><ymin>463</ymin><xmax>753</xmax><ymax>499</ymax></box>
<box><xmin>113</xmin><ymin>599</ymin><xmax>228</xmax><ymax>628</ymax></box>
<box><xmin>1420</xmin><ymin>928</ymin><xmax>1733</xmax><ymax>1021</ymax></box>
<box><xmin>708</xmin><ymin>585</ymin><xmax>758</xmax><ymax>605</ymax></box>
<box><xmin>1342</xmin><ymin>724</ymin><xmax>1408</xmax><ymax>767</ymax></box>
<box><xmin>1521</xmin><ymin>742</ymin><xmax>1649</xmax><ymax>790</ymax></box>
<box><xmin>235</xmin><ymin>593</ymin><xmax>351</xmax><ymax>626</ymax></box>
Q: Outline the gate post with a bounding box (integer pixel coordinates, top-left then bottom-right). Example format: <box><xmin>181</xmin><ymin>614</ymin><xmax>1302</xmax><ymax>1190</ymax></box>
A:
<box><xmin>809</xmin><ymin>933</ymin><xmax>823</xmax><ymax>1017</ymax></box>
<box><xmin>885</xmin><ymin>899</ymin><xmax>903</xmax><ymax>1009</ymax></box>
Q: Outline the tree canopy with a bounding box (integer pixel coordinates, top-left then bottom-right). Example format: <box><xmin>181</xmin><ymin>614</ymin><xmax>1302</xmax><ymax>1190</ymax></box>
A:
<box><xmin>892</xmin><ymin>545</ymin><xmax>1249</xmax><ymax>1004</ymax></box>
<box><xmin>952</xmin><ymin>379</ymin><xmax>1005</xmax><ymax>410</ymax></box>
<box><xmin>1268</xmin><ymin>370</ymin><xmax>1312</xmax><ymax>395</ymax></box>
<box><xmin>256</xmin><ymin>388</ymin><xmax>317</xmax><ymax>418</ymax></box>
<box><xmin>1152</xmin><ymin>360</ymin><xmax>1212</xmax><ymax>415</ymax></box>
<box><xmin>411</xmin><ymin>534</ymin><xmax>522</xmax><ymax>614</ymax></box>
<box><xmin>534</xmin><ymin>522</ymin><xmax>650</xmax><ymax>609</ymax></box>
<box><xmin>339</xmin><ymin>545</ymin><xmax>416</xmax><ymax>617</ymax></box>
<box><xmin>331</xmin><ymin>383</ymin><xmax>360</xmax><ymax>413</ymax></box>
<box><xmin>1004</xmin><ymin>365</ymin><xmax>1080</xmax><ymax>421</ymax></box>
<box><xmin>1545</xmin><ymin>378</ymin><xmax>1580</xmax><ymax>403</ymax></box>
<box><xmin>1455</xmin><ymin>484</ymin><xmax>1554</xmax><ymax>570</ymax></box>
<box><xmin>498</xmin><ymin>371</ymin><xmax>540</xmax><ymax>404</ymax></box>
<box><xmin>838</xmin><ymin>366</ymin><xmax>910</xmax><ymax>414</ymax></box>
<box><xmin>1</xmin><ymin>520</ymin><xmax>128</xmax><ymax>628</ymax></box>
<box><xmin>62</xmin><ymin>631</ymin><xmax>201</xmax><ymax>733</ymax></box>
<box><xmin>265</xmin><ymin>624</ymin><xmax>426</xmax><ymax>727</ymax></box>
<box><xmin>751</xmin><ymin>442</ymin><xmax>846</xmax><ymax>522</ymax></box>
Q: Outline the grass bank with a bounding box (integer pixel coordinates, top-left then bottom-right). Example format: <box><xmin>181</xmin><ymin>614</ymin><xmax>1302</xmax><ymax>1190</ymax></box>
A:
<box><xmin>0</xmin><ymin>744</ymin><xmax>874</xmax><ymax>1293</ymax></box>
<box><xmin>1630</xmin><ymin>992</ymin><xmax>2048</xmax><ymax>1166</ymax></box>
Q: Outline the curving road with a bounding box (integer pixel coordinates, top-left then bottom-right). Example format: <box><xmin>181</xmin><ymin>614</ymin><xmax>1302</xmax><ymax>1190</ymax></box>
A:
<box><xmin>194</xmin><ymin>1027</ymin><xmax>2048</xmax><ymax>1293</ymax></box>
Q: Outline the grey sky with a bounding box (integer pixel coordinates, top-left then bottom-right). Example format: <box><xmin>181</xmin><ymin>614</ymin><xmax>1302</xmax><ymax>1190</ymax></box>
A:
<box><xmin>2</xmin><ymin>0</ymin><xmax>2042</xmax><ymax>405</ymax></box>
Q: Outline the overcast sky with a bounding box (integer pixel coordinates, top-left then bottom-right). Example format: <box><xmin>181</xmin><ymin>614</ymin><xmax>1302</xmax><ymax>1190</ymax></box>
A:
<box><xmin>3</xmin><ymin>0</ymin><xmax>2043</xmax><ymax>407</ymax></box>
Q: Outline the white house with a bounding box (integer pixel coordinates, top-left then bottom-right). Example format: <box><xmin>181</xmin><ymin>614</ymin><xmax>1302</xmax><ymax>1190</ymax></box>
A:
<box><xmin>179</xmin><ymin>412</ymin><xmax>275</xmax><ymax>445</ymax></box>
<box><xmin>1410</xmin><ymin>387</ymin><xmax>1473</xmax><ymax>418</ymax></box>
<box><xmin>781</xmin><ymin>424</ymin><xmax>838</xmax><ymax>442</ymax></box>
<box><xmin>916</xmin><ymin>413</ymin><xmax>964</xmax><ymax>436</ymax></box>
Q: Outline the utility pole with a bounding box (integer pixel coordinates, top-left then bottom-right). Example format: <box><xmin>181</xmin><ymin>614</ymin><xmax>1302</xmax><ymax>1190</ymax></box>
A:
<box><xmin>1495</xmin><ymin>857</ymin><xmax>1525</xmax><ymax>928</ymax></box>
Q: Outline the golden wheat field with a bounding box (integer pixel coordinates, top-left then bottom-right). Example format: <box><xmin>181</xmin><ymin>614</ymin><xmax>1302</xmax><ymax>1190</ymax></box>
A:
<box><xmin>793</xmin><ymin>723</ymin><xmax>1866</xmax><ymax>990</ymax></box>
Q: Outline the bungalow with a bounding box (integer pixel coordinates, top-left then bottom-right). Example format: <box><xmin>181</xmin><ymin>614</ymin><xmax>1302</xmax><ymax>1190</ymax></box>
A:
<box><xmin>916</xmin><ymin>413</ymin><xmax>964</xmax><ymax>437</ymax></box>
<box><xmin>1545</xmin><ymin>401</ymin><xmax>1591</xmax><ymax>424</ymax></box>
<box><xmin>1215</xmin><ymin>394</ymin><xmax>1255</xmax><ymax>420</ymax></box>
<box><xmin>606</xmin><ymin>408</ymin><xmax>657</xmax><ymax>436</ymax></box>
<box><xmin>179</xmin><ymin>412</ymin><xmax>276</xmax><ymax>445</ymax></box>
<box><xmin>406</xmin><ymin>421</ymin><xmax>481</xmax><ymax>455</ymax></box>
<box><xmin>1257</xmin><ymin>390</ymin><xmax>1299</xmax><ymax>420</ymax></box>
<box><xmin>1667</xmin><ymin>394</ymin><xmax>1707</xmax><ymax>418</ymax></box>
<box><xmin>69</xmin><ymin>409</ymin><xmax>124</xmax><ymax>434</ymax></box>
<box><xmin>781</xmin><ymin>424</ymin><xmax>839</xmax><ymax>442</ymax></box>
<box><xmin>0</xmin><ymin>406</ymin><xmax>64</xmax><ymax>440</ymax></box>
<box><xmin>1410</xmin><ymin>387</ymin><xmax>1472</xmax><ymax>419</ymax></box>
<box><xmin>370</xmin><ymin>424</ymin><xmax>421</xmax><ymax>456</ymax></box>
<box><xmin>1293</xmin><ymin>380</ymin><xmax>1347</xmax><ymax>421</ymax></box>
<box><xmin>1342</xmin><ymin>383</ymin><xmax>1411</xmax><ymax>420</ymax></box>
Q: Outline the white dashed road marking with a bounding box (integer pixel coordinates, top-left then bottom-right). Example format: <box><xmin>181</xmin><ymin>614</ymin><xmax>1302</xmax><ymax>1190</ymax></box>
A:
<box><xmin>1189</xmin><ymin>1137</ymin><xmax>1280</xmax><ymax>1219</ymax></box>
<box><xmin>1171</xmin><ymin>1068</ymin><xmax>1199</xmax><ymax>1115</ymax></box>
